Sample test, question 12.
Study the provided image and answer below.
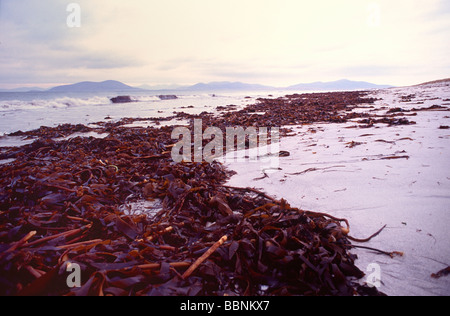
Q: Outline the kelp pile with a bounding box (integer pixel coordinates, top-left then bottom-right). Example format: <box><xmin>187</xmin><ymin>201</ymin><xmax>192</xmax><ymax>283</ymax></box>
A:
<box><xmin>0</xmin><ymin>91</ymin><xmax>388</xmax><ymax>296</ymax></box>
<box><xmin>204</xmin><ymin>91</ymin><xmax>379</xmax><ymax>128</ymax></box>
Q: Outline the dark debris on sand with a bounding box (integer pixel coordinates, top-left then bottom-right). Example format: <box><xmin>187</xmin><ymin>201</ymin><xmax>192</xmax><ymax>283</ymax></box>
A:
<box><xmin>0</xmin><ymin>91</ymin><xmax>389</xmax><ymax>296</ymax></box>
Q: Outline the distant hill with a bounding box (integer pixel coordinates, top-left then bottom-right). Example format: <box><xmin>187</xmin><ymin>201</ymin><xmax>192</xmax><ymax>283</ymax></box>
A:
<box><xmin>3</xmin><ymin>79</ymin><xmax>394</xmax><ymax>94</ymax></box>
<box><xmin>0</xmin><ymin>87</ymin><xmax>47</xmax><ymax>92</ymax></box>
<box><xmin>286</xmin><ymin>79</ymin><xmax>392</xmax><ymax>91</ymax></box>
<box><xmin>184</xmin><ymin>81</ymin><xmax>275</xmax><ymax>91</ymax></box>
<box><xmin>414</xmin><ymin>78</ymin><xmax>450</xmax><ymax>87</ymax></box>
<box><xmin>48</xmin><ymin>80</ymin><xmax>141</xmax><ymax>92</ymax></box>
<box><xmin>179</xmin><ymin>80</ymin><xmax>391</xmax><ymax>92</ymax></box>
<box><xmin>138</xmin><ymin>84</ymin><xmax>188</xmax><ymax>91</ymax></box>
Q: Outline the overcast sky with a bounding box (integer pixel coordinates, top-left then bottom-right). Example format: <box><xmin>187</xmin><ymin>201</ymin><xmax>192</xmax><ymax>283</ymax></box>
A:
<box><xmin>0</xmin><ymin>0</ymin><xmax>449</xmax><ymax>89</ymax></box>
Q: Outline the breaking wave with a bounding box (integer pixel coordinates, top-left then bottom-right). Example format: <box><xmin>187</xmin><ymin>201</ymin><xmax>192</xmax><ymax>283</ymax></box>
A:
<box><xmin>0</xmin><ymin>96</ymin><xmax>112</xmax><ymax>112</ymax></box>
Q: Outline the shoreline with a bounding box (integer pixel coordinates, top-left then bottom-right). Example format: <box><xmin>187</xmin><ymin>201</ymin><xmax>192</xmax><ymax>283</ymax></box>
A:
<box><xmin>1</xmin><ymin>84</ymin><xmax>449</xmax><ymax>295</ymax></box>
<box><xmin>226</xmin><ymin>82</ymin><xmax>450</xmax><ymax>295</ymax></box>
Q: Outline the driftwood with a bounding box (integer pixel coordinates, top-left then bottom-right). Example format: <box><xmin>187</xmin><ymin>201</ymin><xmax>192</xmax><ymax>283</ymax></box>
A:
<box><xmin>182</xmin><ymin>235</ymin><xmax>228</xmax><ymax>279</ymax></box>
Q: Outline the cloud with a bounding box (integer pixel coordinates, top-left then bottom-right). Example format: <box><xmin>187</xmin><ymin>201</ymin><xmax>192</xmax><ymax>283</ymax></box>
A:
<box><xmin>432</xmin><ymin>0</ymin><xmax>450</xmax><ymax>16</ymax></box>
<box><xmin>0</xmin><ymin>0</ymin><xmax>449</xmax><ymax>88</ymax></box>
<box><xmin>0</xmin><ymin>1</ymin><xmax>146</xmax><ymax>85</ymax></box>
<box><xmin>0</xmin><ymin>0</ymin><xmax>69</xmax><ymax>45</ymax></box>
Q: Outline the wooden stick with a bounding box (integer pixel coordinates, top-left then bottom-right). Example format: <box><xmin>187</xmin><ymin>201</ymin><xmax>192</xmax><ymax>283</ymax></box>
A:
<box><xmin>57</xmin><ymin>239</ymin><xmax>103</xmax><ymax>250</ymax></box>
<box><xmin>145</xmin><ymin>226</ymin><xmax>173</xmax><ymax>243</ymax></box>
<box><xmin>66</xmin><ymin>216</ymin><xmax>92</xmax><ymax>224</ymax></box>
<box><xmin>24</xmin><ymin>265</ymin><xmax>44</xmax><ymax>279</ymax></box>
<box><xmin>0</xmin><ymin>231</ymin><xmax>37</xmax><ymax>258</ymax></box>
<box><xmin>26</xmin><ymin>225</ymin><xmax>91</xmax><ymax>248</ymax></box>
<box><xmin>182</xmin><ymin>235</ymin><xmax>228</xmax><ymax>279</ymax></box>
<box><xmin>132</xmin><ymin>262</ymin><xmax>191</xmax><ymax>271</ymax></box>
<box><xmin>158</xmin><ymin>245</ymin><xmax>177</xmax><ymax>251</ymax></box>
<box><xmin>15</xmin><ymin>231</ymin><xmax>37</xmax><ymax>247</ymax></box>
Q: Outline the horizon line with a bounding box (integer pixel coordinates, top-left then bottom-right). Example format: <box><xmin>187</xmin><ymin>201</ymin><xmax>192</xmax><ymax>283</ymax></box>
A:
<box><xmin>0</xmin><ymin>78</ymin><xmax>398</xmax><ymax>92</ymax></box>
<box><xmin>1</xmin><ymin>77</ymin><xmax>449</xmax><ymax>92</ymax></box>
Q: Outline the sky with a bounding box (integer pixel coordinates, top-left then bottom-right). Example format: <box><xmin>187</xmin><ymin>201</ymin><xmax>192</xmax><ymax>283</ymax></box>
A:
<box><xmin>0</xmin><ymin>0</ymin><xmax>449</xmax><ymax>89</ymax></box>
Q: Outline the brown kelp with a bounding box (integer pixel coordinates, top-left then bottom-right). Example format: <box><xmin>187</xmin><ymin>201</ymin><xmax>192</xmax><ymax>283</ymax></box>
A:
<box><xmin>0</xmin><ymin>91</ymin><xmax>391</xmax><ymax>296</ymax></box>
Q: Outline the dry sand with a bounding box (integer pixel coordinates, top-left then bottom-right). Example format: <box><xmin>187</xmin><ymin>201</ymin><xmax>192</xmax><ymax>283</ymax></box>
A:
<box><xmin>226</xmin><ymin>82</ymin><xmax>450</xmax><ymax>296</ymax></box>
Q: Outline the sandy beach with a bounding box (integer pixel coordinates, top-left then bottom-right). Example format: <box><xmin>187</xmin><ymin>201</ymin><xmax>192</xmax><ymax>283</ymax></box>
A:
<box><xmin>226</xmin><ymin>80</ymin><xmax>450</xmax><ymax>295</ymax></box>
<box><xmin>0</xmin><ymin>81</ymin><xmax>449</xmax><ymax>296</ymax></box>
<box><xmin>2</xmin><ymin>0</ymin><xmax>449</xmax><ymax>300</ymax></box>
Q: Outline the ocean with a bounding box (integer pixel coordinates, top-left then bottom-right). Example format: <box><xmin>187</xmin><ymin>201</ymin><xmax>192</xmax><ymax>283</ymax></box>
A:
<box><xmin>0</xmin><ymin>89</ymin><xmax>283</xmax><ymax>136</ymax></box>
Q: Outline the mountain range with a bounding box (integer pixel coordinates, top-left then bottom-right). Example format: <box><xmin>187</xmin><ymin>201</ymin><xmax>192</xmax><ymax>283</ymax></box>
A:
<box><xmin>47</xmin><ymin>80</ymin><xmax>142</xmax><ymax>92</ymax></box>
<box><xmin>285</xmin><ymin>79</ymin><xmax>392</xmax><ymax>91</ymax></box>
<box><xmin>0</xmin><ymin>87</ymin><xmax>47</xmax><ymax>92</ymax></box>
<box><xmin>0</xmin><ymin>79</ymin><xmax>393</xmax><ymax>93</ymax></box>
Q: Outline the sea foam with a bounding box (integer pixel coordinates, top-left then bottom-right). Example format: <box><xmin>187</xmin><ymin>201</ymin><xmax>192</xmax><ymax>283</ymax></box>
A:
<box><xmin>0</xmin><ymin>96</ymin><xmax>111</xmax><ymax>112</ymax></box>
